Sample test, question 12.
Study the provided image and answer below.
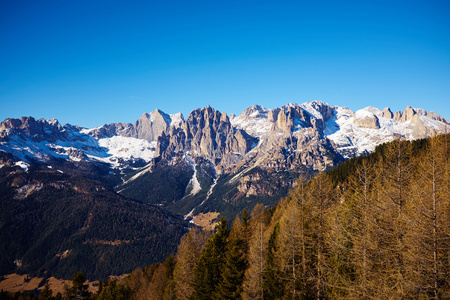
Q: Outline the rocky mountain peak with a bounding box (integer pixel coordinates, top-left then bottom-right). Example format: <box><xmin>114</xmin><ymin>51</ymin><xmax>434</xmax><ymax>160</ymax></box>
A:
<box><xmin>158</xmin><ymin>106</ymin><xmax>256</xmax><ymax>168</ymax></box>
<box><xmin>135</xmin><ymin>109</ymin><xmax>171</xmax><ymax>141</ymax></box>
<box><xmin>0</xmin><ymin>116</ymin><xmax>67</xmax><ymax>142</ymax></box>
<box><xmin>302</xmin><ymin>100</ymin><xmax>334</xmax><ymax>121</ymax></box>
<box><xmin>400</xmin><ymin>105</ymin><xmax>417</xmax><ymax>122</ymax></box>
<box><xmin>387</xmin><ymin>106</ymin><xmax>447</xmax><ymax>124</ymax></box>
<box><xmin>427</xmin><ymin>111</ymin><xmax>446</xmax><ymax>123</ymax></box>
<box><xmin>240</xmin><ymin>104</ymin><xmax>269</xmax><ymax>118</ymax></box>
<box><xmin>381</xmin><ymin>107</ymin><xmax>393</xmax><ymax>119</ymax></box>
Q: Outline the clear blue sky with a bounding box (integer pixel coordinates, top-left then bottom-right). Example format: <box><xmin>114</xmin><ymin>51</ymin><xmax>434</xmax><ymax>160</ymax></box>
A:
<box><xmin>1</xmin><ymin>0</ymin><xmax>449</xmax><ymax>128</ymax></box>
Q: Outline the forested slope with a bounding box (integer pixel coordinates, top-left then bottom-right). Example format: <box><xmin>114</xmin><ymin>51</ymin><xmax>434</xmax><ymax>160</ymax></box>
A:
<box><xmin>124</xmin><ymin>134</ymin><xmax>450</xmax><ymax>299</ymax></box>
<box><xmin>0</xmin><ymin>160</ymin><xmax>189</xmax><ymax>280</ymax></box>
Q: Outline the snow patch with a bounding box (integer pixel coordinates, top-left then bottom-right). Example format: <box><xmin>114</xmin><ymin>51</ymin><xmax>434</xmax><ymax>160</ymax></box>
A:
<box><xmin>170</xmin><ymin>112</ymin><xmax>184</xmax><ymax>127</ymax></box>
<box><xmin>299</xmin><ymin>101</ymin><xmax>325</xmax><ymax>119</ymax></box>
<box><xmin>188</xmin><ymin>166</ymin><xmax>202</xmax><ymax>196</ymax></box>
<box><xmin>14</xmin><ymin>161</ymin><xmax>30</xmax><ymax>171</ymax></box>
<box><xmin>232</xmin><ymin>105</ymin><xmax>272</xmax><ymax>137</ymax></box>
<box><xmin>121</xmin><ymin>163</ymin><xmax>152</xmax><ymax>185</ymax></box>
<box><xmin>96</xmin><ymin>136</ymin><xmax>157</xmax><ymax>168</ymax></box>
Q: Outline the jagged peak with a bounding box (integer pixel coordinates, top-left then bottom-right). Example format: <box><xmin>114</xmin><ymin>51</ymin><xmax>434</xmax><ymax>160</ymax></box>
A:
<box><xmin>380</xmin><ymin>107</ymin><xmax>393</xmax><ymax>119</ymax></box>
<box><xmin>299</xmin><ymin>100</ymin><xmax>332</xmax><ymax>120</ymax></box>
<box><xmin>238</xmin><ymin>104</ymin><xmax>269</xmax><ymax>119</ymax></box>
<box><xmin>1</xmin><ymin>116</ymin><xmax>65</xmax><ymax>131</ymax></box>
<box><xmin>188</xmin><ymin>106</ymin><xmax>225</xmax><ymax>121</ymax></box>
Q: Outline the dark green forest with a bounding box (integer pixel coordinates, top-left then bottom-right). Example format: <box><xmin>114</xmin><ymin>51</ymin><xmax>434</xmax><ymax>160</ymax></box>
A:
<box><xmin>0</xmin><ymin>166</ymin><xmax>188</xmax><ymax>279</ymax></box>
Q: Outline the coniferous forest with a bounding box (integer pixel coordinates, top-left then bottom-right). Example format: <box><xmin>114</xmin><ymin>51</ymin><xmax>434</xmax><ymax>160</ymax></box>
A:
<box><xmin>121</xmin><ymin>134</ymin><xmax>449</xmax><ymax>299</ymax></box>
<box><xmin>3</xmin><ymin>134</ymin><xmax>449</xmax><ymax>299</ymax></box>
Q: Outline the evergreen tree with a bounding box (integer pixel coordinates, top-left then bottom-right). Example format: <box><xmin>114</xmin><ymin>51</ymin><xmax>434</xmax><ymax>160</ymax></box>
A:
<box><xmin>38</xmin><ymin>282</ymin><xmax>53</xmax><ymax>300</ymax></box>
<box><xmin>96</xmin><ymin>280</ymin><xmax>133</xmax><ymax>300</ymax></box>
<box><xmin>65</xmin><ymin>272</ymin><xmax>90</xmax><ymax>300</ymax></box>
<box><xmin>215</xmin><ymin>217</ymin><xmax>248</xmax><ymax>300</ymax></box>
<box><xmin>190</xmin><ymin>218</ymin><xmax>229</xmax><ymax>300</ymax></box>
<box><xmin>263</xmin><ymin>223</ymin><xmax>284</xmax><ymax>300</ymax></box>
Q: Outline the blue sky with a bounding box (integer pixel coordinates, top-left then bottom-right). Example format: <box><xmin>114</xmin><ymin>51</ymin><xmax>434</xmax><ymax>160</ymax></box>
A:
<box><xmin>1</xmin><ymin>0</ymin><xmax>449</xmax><ymax>128</ymax></box>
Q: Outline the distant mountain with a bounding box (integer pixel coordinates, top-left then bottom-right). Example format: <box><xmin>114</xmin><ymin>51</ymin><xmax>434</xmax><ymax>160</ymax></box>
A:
<box><xmin>1</xmin><ymin>101</ymin><xmax>447</xmax><ymax>221</ymax></box>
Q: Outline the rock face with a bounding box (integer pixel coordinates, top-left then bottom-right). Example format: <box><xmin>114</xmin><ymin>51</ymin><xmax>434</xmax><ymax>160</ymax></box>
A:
<box><xmin>87</xmin><ymin>109</ymin><xmax>178</xmax><ymax>140</ymax></box>
<box><xmin>353</xmin><ymin>110</ymin><xmax>380</xmax><ymax>129</ymax></box>
<box><xmin>1</xmin><ymin>101</ymin><xmax>448</xmax><ymax>220</ymax></box>
<box><xmin>381</xmin><ymin>107</ymin><xmax>393</xmax><ymax>119</ymax></box>
<box><xmin>0</xmin><ymin>117</ymin><xmax>69</xmax><ymax>142</ymax></box>
<box><xmin>157</xmin><ymin>106</ymin><xmax>257</xmax><ymax>166</ymax></box>
<box><xmin>427</xmin><ymin>111</ymin><xmax>446</xmax><ymax>123</ymax></box>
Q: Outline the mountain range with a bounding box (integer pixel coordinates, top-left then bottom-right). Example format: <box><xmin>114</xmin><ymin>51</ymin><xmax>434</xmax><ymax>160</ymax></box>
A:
<box><xmin>1</xmin><ymin>101</ymin><xmax>447</xmax><ymax>218</ymax></box>
<box><xmin>0</xmin><ymin>100</ymin><xmax>448</xmax><ymax>279</ymax></box>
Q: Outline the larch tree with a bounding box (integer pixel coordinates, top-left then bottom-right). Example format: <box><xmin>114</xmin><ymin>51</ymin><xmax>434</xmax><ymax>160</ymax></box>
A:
<box><xmin>306</xmin><ymin>172</ymin><xmax>335</xmax><ymax>299</ymax></box>
<box><xmin>409</xmin><ymin>135</ymin><xmax>450</xmax><ymax>299</ymax></box>
<box><xmin>173</xmin><ymin>227</ymin><xmax>209</xmax><ymax>300</ymax></box>
<box><xmin>276</xmin><ymin>177</ymin><xmax>313</xmax><ymax>299</ymax></box>
<box><xmin>332</xmin><ymin>158</ymin><xmax>378</xmax><ymax>298</ymax></box>
<box><xmin>242</xmin><ymin>204</ymin><xmax>267</xmax><ymax>300</ymax></box>
<box><xmin>375</xmin><ymin>137</ymin><xmax>414</xmax><ymax>297</ymax></box>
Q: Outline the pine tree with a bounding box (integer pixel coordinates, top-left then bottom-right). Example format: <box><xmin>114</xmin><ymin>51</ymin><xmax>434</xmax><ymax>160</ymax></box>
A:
<box><xmin>96</xmin><ymin>280</ymin><xmax>133</xmax><ymax>300</ymax></box>
<box><xmin>38</xmin><ymin>282</ymin><xmax>53</xmax><ymax>300</ymax></box>
<box><xmin>190</xmin><ymin>218</ymin><xmax>229</xmax><ymax>300</ymax></box>
<box><xmin>215</xmin><ymin>217</ymin><xmax>248</xmax><ymax>300</ymax></box>
<box><xmin>67</xmin><ymin>272</ymin><xmax>90</xmax><ymax>300</ymax></box>
<box><xmin>264</xmin><ymin>223</ymin><xmax>284</xmax><ymax>299</ymax></box>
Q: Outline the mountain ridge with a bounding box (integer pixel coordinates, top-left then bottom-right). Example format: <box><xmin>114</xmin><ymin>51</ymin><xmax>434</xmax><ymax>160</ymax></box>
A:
<box><xmin>1</xmin><ymin>101</ymin><xmax>448</xmax><ymax>220</ymax></box>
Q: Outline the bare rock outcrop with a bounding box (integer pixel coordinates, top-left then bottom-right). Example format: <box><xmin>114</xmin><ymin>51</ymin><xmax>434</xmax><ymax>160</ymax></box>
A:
<box><xmin>381</xmin><ymin>107</ymin><xmax>393</xmax><ymax>119</ymax></box>
<box><xmin>87</xmin><ymin>109</ymin><xmax>174</xmax><ymax>140</ymax></box>
<box><xmin>427</xmin><ymin>111</ymin><xmax>447</xmax><ymax>123</ymax></box>
<box><xmin>400</xmin><ymin>106</ymin><xmax>417</xmax><ymax>122</ymax></box>
<box><xmin>157</xmin><ymin>106</ymin><xmax>257</xmax><ymax>166</ymax></box>
<box><xmin>353</xmin><ymin>110</ymin><xmax>380</xmax><ymax>129</ymax></box>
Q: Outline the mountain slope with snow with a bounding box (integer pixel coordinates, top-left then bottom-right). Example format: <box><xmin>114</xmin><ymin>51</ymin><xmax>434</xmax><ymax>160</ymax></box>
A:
<box><xmin>1</xmin><ymin>101</ymin><xmax>447</xmax><ymax>220</ymax></box>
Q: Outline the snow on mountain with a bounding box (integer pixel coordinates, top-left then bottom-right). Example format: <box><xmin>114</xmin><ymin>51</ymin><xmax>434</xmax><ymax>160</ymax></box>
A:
<box><xmin>231</xmin><ymin>104</ymin><xmax>272</xmax><ymax>137</ymax></box>
<box><xmin>94</xmin><ymin>136</ymin><xmax>157</xmax><ymax>168</ymax></box>
<box><xmin>299</xmin><ymin>100</ymin><xmax>329</xmax><ymax>119</ymax></box>
<box><xmin>0</xmin><ymin>117</ymin><xmax>159</xmax><ymax>170</ymax></box>
<box><xmin>326</xmin><ymin>106</ymin><xmax>448</xmax><ymax>158</ymax></box>
<box><xmin>169</xmin><ymin>112</ymin><xmax>184</xmax><ymax>127</ymax></box>
<box><xmin>14</xmin><ymin>161</ymin><xmax>30</xmax><ymax>171</ymax></box>
<box><xmin>1</xmin><ymin>102</ymin><xmax>447</xmax><ymax>176</ymax></box>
